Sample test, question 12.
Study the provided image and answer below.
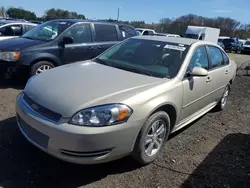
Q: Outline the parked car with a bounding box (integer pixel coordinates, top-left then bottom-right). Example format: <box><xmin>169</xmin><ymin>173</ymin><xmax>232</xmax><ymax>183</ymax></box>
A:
<box><xmin>221</xmin><ymin>38</ymin><xmax>242</xmax><ymax>53</ymax></box>
<box><xmin>16</xmin><ymin>36</ymin><xmax>237</xmax><ymax>165</ymax></box>
<box><xmin>136</xmin><ymin>28</ymin><xmax>156</xmax><ymax>35</ymax></box>
<box><xmin>0</xmin><ymin>20</ymin><xmax>37</xmax><ymax>40</ymax></box>
<box><xmin>0</xmin><ymin>19</ymin><xmax>137</xmax><ymax>79</ymax></box>
<box><xmin>241</xmin><ymin>40</ymin><xmax>250</xmax><ymax>54</ymax></box>
<box><xmin>153</xmin><ymin>33</ymin><xmax>180</xmax><ymax>38</ymax></box>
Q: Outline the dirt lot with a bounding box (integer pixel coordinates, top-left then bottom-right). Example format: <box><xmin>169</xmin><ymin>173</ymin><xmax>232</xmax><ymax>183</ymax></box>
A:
<box><xmin>0</xmin><ymin>54</ymin><xmax>250</xmax><ymax>188</ymax></box>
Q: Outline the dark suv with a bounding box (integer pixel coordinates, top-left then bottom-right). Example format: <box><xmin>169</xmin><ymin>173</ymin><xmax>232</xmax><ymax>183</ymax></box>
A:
<box><xmin>222</xmin><ymin>38</ymin><xmax>242</xmax><ymax>53</ymax></box>
<box><xmin>0</xmin><ymin>19</ymin><xmax>137</xmax><ymax>79</ymax></box>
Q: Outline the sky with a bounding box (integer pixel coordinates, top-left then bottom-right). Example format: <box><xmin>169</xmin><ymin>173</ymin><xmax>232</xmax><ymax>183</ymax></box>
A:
<box><xmin>1</xmin><ymin>0</ymin><xmax>250</xmax><ymax>24</ymax></box>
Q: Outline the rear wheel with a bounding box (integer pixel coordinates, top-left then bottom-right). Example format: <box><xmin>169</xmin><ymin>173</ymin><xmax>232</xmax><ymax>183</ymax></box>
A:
<box><xmin>30</xmin><ymin>61</ymin><xmax>55</xmax><ymax>76</ymax></box>
<box><xmin>215</xmin><ymin>85</ymin><xmax>230</xmax><ymax>111</ymax></box>
<box><xmin>132</xmin><ymin>111</ymin><xmax>171</xmax><ymax>165</ymax></box>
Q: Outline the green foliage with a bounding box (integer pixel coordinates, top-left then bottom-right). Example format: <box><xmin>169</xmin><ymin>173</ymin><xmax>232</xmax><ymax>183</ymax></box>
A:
<box><xmin>44</xmin><ymin>8</ymin><xmax>85</xmax><ymax>21</ymax></box>
<box><xmin>6</xmin><ymin>7</ymin><xmax>37</xmax><ymax>20</ymax></box>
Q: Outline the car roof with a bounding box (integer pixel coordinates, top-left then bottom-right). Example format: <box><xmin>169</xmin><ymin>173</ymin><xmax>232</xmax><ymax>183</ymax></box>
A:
<box><xmin>0</xmin><ymin>20</ymin><xmax>36</xmax><ymax>25</ymax></box>
<box><xmin>132</xmin><ymin>35</ymin><xmax>199</xmax><ymax>45</ymax></box>
<box><xmin>50</xmin><ymin>19</ymin><xmax>134</xmax><ymax>27</ymax></box>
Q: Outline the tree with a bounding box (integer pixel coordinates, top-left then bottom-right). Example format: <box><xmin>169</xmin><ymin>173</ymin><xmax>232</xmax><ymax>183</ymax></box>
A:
<box><xmin>44</xmin><ymin>8</ymin><xmax>85</xmax><ymax>21</ymax></box>
<box><xmin>0</xmin><ymin>6</ymin><xmax>6</xmax><ymax>17</ymax></box>
<box><xmin>6</xmin><ymin>7</ymin><xmax>37</xmax><ymax>20</ymax></box>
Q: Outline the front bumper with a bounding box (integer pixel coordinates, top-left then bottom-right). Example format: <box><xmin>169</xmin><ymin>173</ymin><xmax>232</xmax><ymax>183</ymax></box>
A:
<box><xmin>16</xmin><ymin>92</ymin><xmax>143</xmax><ymax>164</ymax></box>
<box><xmin>0</xmin><ymin>61</ymin><xmax>27</xmax><ymax>79</ymax></box>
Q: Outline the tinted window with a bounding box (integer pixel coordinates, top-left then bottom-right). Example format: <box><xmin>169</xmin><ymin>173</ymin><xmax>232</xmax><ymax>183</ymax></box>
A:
<box><xmin>208</xmin><ymin>46</ymin><xmax>224</xmax><ymax>68</ymax></box>
<box><xmin>95</xmin><ymin>38</ymin><xmax>190</xmax><ymax>78</ymax></box>
<box><xmin>188</xmin><ymin>46</ymin><xmax>209</xmax><ymax>71</ymax></box>
<box><xmin>143</xmin><ymin>30</ymin><xmax>149</xmax><ymax>35</ymax></box>
<box><xmin>119</xmin><ymin>25</ymin><xmax>136</xmax><ymax>39</ymax></box>
<box><xmin>148</xmin><ymin>31</ymin><xmax>154</xmax><ymax>35</ymax></box>
<box><xmin>94</xmin><ymin>24</ymin><xmax>118</xmax><ymax>42</ymax></box>
<box><xmin>64</xmin><ymin>24</ymin><xmax>92</xmax><ymax>44</ymax></box>
<box><xmin>222</xmin><ymin>52</ymin><xmax>229</xmax><ymax>65</ymax></box>
<box><xmin>24</xmin><ymin>25</ymin><xmax>36</xmax><ymax>33</ymax></box>
<box><xmin>0</xmin><ymin>24</ymin><xmax>22</xmax><ymax>36</ymax></box>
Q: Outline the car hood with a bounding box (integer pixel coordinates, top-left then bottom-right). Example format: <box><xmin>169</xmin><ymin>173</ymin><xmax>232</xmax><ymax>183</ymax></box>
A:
<box><xmin>24</xmin><ymin>61</ymin><xmax>164</xmax><ymax>117</ymax></box>
<box><xmin>0</xmin><ymin>37</ymin><xmax>45</xmax><ymax>51</ymax></box>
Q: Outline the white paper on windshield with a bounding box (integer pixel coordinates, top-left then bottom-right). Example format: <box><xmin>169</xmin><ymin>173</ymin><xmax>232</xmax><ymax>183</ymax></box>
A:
<box><xmin>164</xmin><ymin>44</ymin><xmax>186</xmax><ymax>51</ymax></box>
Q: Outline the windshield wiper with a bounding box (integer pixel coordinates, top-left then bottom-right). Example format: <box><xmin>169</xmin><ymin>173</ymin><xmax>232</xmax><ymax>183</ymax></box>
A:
<box><xmin>22</xmin><ymin>36</ymin><xmax>35</xmax><ymax>40</ymax></box>
<box><xmin>111</xmin><ymin>64</ymin><xmax>153</xmax><ymax>77</ymax></box>
<box><xmin>93</xmin><ymin>58</ymin><xmax>111</xmax><ymax>66</ymax></box>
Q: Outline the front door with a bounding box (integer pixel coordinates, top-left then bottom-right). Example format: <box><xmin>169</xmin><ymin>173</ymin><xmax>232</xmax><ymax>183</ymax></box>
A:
<box><xmin>60</xmin><ymin>23</ymin><xmax>95</xmax><ymax>64</ymax></box>
<box><xmin>180</xmin><ymin>46</ymin><xmax>213</xmax><ymax>121</ymax></box>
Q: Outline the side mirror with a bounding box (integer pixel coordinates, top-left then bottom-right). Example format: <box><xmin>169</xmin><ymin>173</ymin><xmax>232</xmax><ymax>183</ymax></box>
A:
<box><xmin>62</xmin><ymin>36</ymin><xmax>73</xmax><ymax>45</ymax></box>
<box><xmin>188</xmin><ymin>67</ymin><xmax>208</xmax><ymax>77</ymax></box>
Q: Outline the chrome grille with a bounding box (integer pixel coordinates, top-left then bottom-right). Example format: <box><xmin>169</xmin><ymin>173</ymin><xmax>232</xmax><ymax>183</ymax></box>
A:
<box><xmin>23</xmin><ymin>93</ymin><xmax>62</xmax><ymax>122</ymax></box>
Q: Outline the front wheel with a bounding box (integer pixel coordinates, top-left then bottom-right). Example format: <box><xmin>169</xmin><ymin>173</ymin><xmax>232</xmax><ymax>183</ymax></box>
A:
<box><xmin>30</xmin><ymin>61</ymin><xmax>55</xmax><ymax>76</ymax></box>
<box><xmin>132</xmin><ymin>111</ymin><xmax>171</xmax><ymax>165</ymax></box>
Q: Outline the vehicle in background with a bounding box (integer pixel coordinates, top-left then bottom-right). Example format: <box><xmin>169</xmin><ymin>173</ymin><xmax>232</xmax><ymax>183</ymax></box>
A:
<box><xmin>16</xmin><ymin>36</ymin><xmax>237</xmax><ymax>165</ymax></box>
<box><xmin>218</xmin><ymin>41</ymin><xmax>225</xmax><ymax>50</ymax></box>
<box><xmin>241</xmin><ymin>40</ymin><xmax>250</xmax><ymax>54</ymax></box>
<box><xmin>29</xmin><ymin>20</ymin><xmax>44</xmax><ymax>24</ymax></box>
<box><xmin>153</xmin><ymin>33</ymin><xmax>180</xmax><ymax>38</ymax></box>
<box><xmin>184</xmin><ymin>26</ymin><xmax>220</xmax><ymax>44</ymax></box>
<box><xmin>0</xmin><ymin>19</ymin><xmax>137</xmax><ymax>79</ymax></box>
<box><xmin>0</xmin><ymin>20</ymin><xmax>37</xmax><ymax>40</ymax></box>
<box><xmin>221</xmin><ymin>37</ymin><xmax>242</xmax><ymax>53</ymax></box>
<box><xmin>136</xmin><ymin>28</ymin><xmax>156</xmax><ymax>35</ymax></box>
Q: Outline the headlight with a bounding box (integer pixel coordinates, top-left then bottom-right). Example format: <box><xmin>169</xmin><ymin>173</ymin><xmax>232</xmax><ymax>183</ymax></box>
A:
<box><xmin>69</xmin><ymin>104</ymin><xmax>133</xmax><ymax>126</ymax></box>
<box><xmin>0</xmin><ymin>52</ymin><xmax>20</xmax><ymax>62</ymax></box>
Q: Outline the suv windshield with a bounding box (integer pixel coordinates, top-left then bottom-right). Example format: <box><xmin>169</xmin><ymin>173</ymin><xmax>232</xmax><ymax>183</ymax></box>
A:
<box><xmin>94</xmin><ymin>38</ymin><xmax>190</xmax><ymax>78</ymax></box>
<box><xmin>22</xmin><ymin>20</ymin><xmax>74</xmax><ymax>41</ymax></box>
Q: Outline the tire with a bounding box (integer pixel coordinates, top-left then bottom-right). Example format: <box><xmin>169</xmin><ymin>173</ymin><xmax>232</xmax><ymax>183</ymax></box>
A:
<box><xmin>132</xmin><ymin>111</ymin><xmax>171</xmax><ymax>165</ymax></box>
<box><xmin>214</xmin><ymin>85</ymin><xmax>230</xmax><ymax>111</ymax></box>
<box><xmin>30</xmin><ymin>61</ymin><xmax>55</xmax><ymax>76</ymax></box>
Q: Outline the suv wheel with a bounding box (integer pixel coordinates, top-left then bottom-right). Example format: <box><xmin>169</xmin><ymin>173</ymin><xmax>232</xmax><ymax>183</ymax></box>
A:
<box><xmin>132</xmin><ymin>111</ymin><xmax>170</xmax><ymax>165</ymax></box>
<box><xmin>31</xmin><ymin>61</ymin><xmax>55</xmax><ymax>76</ymax></box>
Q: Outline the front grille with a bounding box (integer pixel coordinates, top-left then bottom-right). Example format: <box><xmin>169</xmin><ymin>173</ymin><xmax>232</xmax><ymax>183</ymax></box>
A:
<box><xmin>23</xmin><ymin>93</ymin><xmax>62</xmax><ymax>122</ymax></box>
<box><xmin>18</xmin><ymin>115</ymin><xmax>49</xmax><ymax>149</ymax></box>
<box><xmin>60</xmin><ymin>149</ymin><xmax>112</xmax><ymax>158</ymax></box>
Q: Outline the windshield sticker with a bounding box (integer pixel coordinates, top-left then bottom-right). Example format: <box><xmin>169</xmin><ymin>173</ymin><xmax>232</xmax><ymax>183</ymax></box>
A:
<box><xmin>164</xmin><ymin>44</ymin><xmax>186</xmax><ymax>51</ymax></box>
<box><xmin>122</xmin><ymin>31</ymin><xmax>126</xmax><ymax>37</ymax></box>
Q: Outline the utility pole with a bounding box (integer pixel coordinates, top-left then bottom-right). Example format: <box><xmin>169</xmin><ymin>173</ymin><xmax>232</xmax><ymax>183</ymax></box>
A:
<box><xmin>117</xmin><ymin>8</ymin><xmax>120</xmax><ymax>22</ymax></box>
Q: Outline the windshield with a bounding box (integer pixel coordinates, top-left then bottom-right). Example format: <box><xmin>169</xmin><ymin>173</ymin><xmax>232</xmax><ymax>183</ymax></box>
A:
<box><xmin>22</xmin><ymin>20</ymin><xmax>74</xmax><ymax>41</ymax></box>
<box><xmin>185</xmin><ymin>34</ymin><xmax>199</xmax><ymax>39</ymax></box>
<box><xmin>94</xmin><ymin>38</ymin><xmax>190</xmax><ymax>78</ymax></box>
<box><xmin>245</xmin><ymin>41</ymin><xmax>250</xmax><ymax>45</ymax></box>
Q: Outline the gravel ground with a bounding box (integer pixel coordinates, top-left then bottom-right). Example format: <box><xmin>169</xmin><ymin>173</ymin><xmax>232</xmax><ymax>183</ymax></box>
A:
<box><xmin>0</xmin><ymin>54</ymin><xmax>250</xmax><ymax>188</ymax></box>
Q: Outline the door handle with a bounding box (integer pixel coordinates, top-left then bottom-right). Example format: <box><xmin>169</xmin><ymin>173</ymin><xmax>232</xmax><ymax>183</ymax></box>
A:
<box><xmin>88</xmin><ymin>46</ymin><xmax>94</xmax><ymax>50</ymax></box>
<box><xmin>206</xmin><ymin>77</ymin><xmax>212</xmax><ymax>83</ymax></box>
<box><xmin>225</xmin><ymin>70</ymin><xmax>229</xmax><ymax>75</ymax></box>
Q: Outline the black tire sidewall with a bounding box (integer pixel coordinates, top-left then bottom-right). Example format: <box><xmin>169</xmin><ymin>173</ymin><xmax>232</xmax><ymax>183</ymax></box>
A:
<box><xmin>30</xmin><ymin>61</ymin><xmax>55</xmax><ymax>76</ymax></box>
<box><xmin>132</xmin><ymin>111</ymin><xmax>171</xmax><ymax>165</ymax></box>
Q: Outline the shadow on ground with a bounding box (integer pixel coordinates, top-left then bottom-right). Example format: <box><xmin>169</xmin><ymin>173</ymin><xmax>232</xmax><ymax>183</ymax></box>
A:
<box><xmin>0</xmin><ymin>77</ymin><xmax>27</xmax><ymax>90</ymax></box>
<box><xmin>181</xmin><ymin>133</ymin><xmax>250</xmax><ymax>188</ymax></box>
<box><xmin>0</xmin><ymin>116</ymin><xmax>142</xmax><ymax>188</ymax></box>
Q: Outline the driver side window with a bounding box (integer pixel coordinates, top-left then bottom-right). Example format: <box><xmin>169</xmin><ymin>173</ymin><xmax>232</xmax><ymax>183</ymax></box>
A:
<box><xmin>63</xmin><ymin>24</ymin><xmax>92</xmax><ymax>44</ymax></box>
<box><xmin>188</xmin><ymin>46</ymin><xmax>209</xmax><ymax>72</ymax></box>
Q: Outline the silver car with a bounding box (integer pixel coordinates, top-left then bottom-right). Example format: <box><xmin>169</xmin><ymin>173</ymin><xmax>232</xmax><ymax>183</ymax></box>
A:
<box><xmin>16</xmin><ymin>36</ymin><xmax>237</xmax><ymax>165</ymax></box>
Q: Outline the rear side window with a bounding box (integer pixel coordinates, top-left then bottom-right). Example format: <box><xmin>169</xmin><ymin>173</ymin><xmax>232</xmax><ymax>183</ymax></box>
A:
<box><xmin>0</xmin><ymin>24</ymin><xmax>22</xmax><ymax>36</ymax></box>
<box><xmin>119</xmin><ymin>25</ymin><xmax>136</xmax><ymax>39</ymax></box>
<box><xmin>222</xmin><ymin>51</ymin><xmax>229</xmax><ymax>65</ymax></box>
<box><xmin>94</xmin><ymin>24</ymin><xmax>118</xmax><ymax>42</ymax></box>
<box><xmin>207</xmin><ymin>46</ymin><xmax>224</xmax><ymax>68</ymax></box>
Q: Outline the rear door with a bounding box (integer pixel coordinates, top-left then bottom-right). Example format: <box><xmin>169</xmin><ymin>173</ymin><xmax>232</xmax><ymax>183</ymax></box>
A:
<box><xmin>59</xmin><ymin>23</ymin><xmax>95</xmax><ymax>64</ymax></box>
<box><xmin>205</xmin><ymin>46</ymin><xmax>229</xmax><ymax>102</ymax></box>
<box><xmin>91</xmin><ymin>23</ymin><xmax>119</xmax><ymax>57</ymax></box>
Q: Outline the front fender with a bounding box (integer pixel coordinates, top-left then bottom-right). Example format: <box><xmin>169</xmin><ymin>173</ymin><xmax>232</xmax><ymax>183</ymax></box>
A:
<box><xmin>19</xmin><ymin>53</ymin><xmax>61</xmax><ymax>66</ymax></box>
